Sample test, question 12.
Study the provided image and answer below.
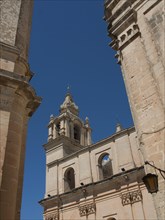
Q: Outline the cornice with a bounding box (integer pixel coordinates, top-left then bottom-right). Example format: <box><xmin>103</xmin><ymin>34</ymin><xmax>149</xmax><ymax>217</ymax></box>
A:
<box><xmin>0</xmin><ymin>41</ymin><xmax>20</xmax><ymax>55</ymax></box>
<box><xmin>104</xmin><ymin>0</ymin><xmax>121</xmax><ymax>11</ymax></box>
<box><xmin>45</xmin><ymin>126</ymin><xmax>136</xmax><ymax>166</ymax></box>
<box><xmin>0</xmin><ymin>41</ymin><xmax>33</xmax><ymax>80</ymax></box>
<box><xmin>104</xmin><ymin>0</ymin><xmax>140</xmax><ymax>21</ymax></box>
<box><xmin>0</xmin><ymin>69</ymin><xmax>42</xmax><ymax>116</ymax></box>
<box><xmin>57</xmin><ymin>111</ymin><xmax>83</xmax><ymax>125</ymax></box>
<box><xmin>104</xmin><ymin>0</ymin><xmax>150</xmax><ymax>36</ymax></box>
<box><xmin>39</xmin><ymin>166</ymin><xmax>144</xmax><ymax>207</ymax></box>
<box><xmin>44</xmin><ymin>135</ymin><xmax>83</xmax><ymax>152</ymax></box>
<box><xmin>108</xmin><ymin>8</ymin><xmax>137</xmax><ymax>36</ymax></box>
<box><xmin>0</xmin><ymin>69</ymin><xmax>27</xmax><ymax>82</ymax></box>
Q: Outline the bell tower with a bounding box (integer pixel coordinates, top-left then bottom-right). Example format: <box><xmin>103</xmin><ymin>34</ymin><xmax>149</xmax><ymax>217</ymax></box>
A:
<box><xmin>47</xmin><ymin>92</ymin><xmax>92</xmax><ymax>153</ymax></box>
<box><xmin>44</xmin><ymin>92</ymin><xmax>92</xmax><ymax>196</ymax></box>
<box><xmin>0</xmin><ymin>0</ymin><xmax>41</xmax><ymax>219</ymax></box>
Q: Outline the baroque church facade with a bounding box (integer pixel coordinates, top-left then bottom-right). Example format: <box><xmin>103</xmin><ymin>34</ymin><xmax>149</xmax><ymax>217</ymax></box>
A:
<box><xmin>39</xmin><ymin>93</ymin><xmax>157</xmax><ymax>220</ymax></box>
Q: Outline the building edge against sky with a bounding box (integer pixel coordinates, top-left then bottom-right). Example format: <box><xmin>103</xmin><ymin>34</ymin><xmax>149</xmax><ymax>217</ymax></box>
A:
<box><xmin>104</xmin><ymin>0</ymin><xmax>165</xmax><ymax>219</ymax></box>
<box><xmin>0</xmin><ymin>1</ymin><xmax>41</xmax><ymax>219</ymax></box>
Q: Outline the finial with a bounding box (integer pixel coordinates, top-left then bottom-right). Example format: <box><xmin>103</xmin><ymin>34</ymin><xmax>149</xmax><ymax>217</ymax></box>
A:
<box><xmin>50</xmin><ymin>114</ymin><xmax>54</xmax><ymax>122</ymax></box>
<box><xmin>85</xmin><ymin>117</ymin><xmax>89</xmax><ymax>122</ymax></box>
<box><xmin>115</xmin><ymin>115</ymin><xmax>123</xmax><ymax>132</ymax></box>
<box><xmin>67</xmin><ymin>84</ymin><xmax>71</xmax><ymax>95</ymax></box>
<box><xmin>85</xmin><ymin>117</ymin><xmax>90</xmax><ymax>127</ymax></box>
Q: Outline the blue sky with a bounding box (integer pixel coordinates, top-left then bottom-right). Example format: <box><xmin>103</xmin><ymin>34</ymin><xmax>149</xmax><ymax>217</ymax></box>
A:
<box><xmin>21</xmin><ymin>0</ymin><xmax>133</xmax><ymax>219</ymax></box>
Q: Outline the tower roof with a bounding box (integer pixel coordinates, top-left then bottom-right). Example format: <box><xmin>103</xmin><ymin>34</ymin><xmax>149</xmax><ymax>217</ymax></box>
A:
<box><xmin>60</xmin><ymin>92</ymin><xmax>79</xmax><ymax>115</ymax></box>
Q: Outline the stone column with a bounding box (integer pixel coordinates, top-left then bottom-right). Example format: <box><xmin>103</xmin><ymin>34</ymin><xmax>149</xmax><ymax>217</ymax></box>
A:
<box><xmin>65</xmin><ymin>118</ymin><xmax>70</xmax><ymax>137</ymax></box>
<box><xmin>52</xmin><ymin>123</ymin><xmax>57</xmax><ymax>139</ymax></box>
<box><xmin>80</xmin><ymin>128</ymin><xmax>85</xmax><ymax>146</ymax></box>
<box><xmin>86</xmin><ymin>128</ymin><xmax>92</xmax><ymax>146</ymax></box>
<box><xmin>0</xmin><ymin>79</ymin><xmax>41</xmax><ymax>220</ymax></box>
<box><xmin>48</xmin><ymin>116</ymin><xmax>54</xmax><ymax>141</ymax></box>
<box><xmin>0</xmin><ymin>0</ymin><xmax>41</xmax><ymax>219</ymax></box>
<box><xmin>48</xmin><ymin>124</ymin><xmax>53</xmax><ymax>141</ymax></box>
<box><xmin>59</xmin><ymin>119</ymin><xmax>65</xmax><ymax>136</ymax></box>
<box><xmin>85</xmin><ymin>117</ymin><xmax>92</xmax><ymax>145</ymax></box>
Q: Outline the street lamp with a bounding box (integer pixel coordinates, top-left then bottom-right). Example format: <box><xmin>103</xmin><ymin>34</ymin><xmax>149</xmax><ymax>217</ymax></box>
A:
<box><xmin>142</xmin><ymin>161</ymin><xmax>165</xmax><ymax>194</ymax></box>
<box><xmin>142</xmin><ymin>173</ymin><xmax>158</xmax><ymax>193</ymax></box>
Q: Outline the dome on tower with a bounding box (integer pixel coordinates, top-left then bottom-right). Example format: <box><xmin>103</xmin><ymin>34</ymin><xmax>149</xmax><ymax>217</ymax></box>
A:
<box><xmin>60</xmin><ymin>92</ymin><xmax>79</xmax><ymax>115</ymax></box>
<box><xmin>47</xmin><ymin>90</ymin><xmax>92</xmax><ymax>146</ymax></box>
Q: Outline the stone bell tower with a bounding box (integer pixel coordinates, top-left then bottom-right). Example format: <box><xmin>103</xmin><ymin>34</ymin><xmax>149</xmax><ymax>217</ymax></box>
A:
<box><xmin>44</xmin><ymin>92</ymin><xmax>92</xmax><ymax>197</ymax></box>
<box><xmin>0</xmin><ymin>0</ymin><xmax>41</xmax><ymax>219</ymax></box>
<box><xmin>104</xmin><ymin>0</ymin><xmax>164</xmax><ymax>219</ymax></box>
<box><xmin>47</xmin><ymin>91</ymin><xmax>92</xmax><ymax>150</ymax></box>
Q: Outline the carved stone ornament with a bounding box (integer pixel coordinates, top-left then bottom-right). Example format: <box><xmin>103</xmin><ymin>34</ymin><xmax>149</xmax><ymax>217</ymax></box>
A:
<box><xmin>79</xmin><ymin>203</ymin><xmax>96</xmax><ymax>216</ymax></box>
<box><xmin>118</xmin><ymin>24</ymin><xmax>140</xmax><ymax>50</ymax></box>
<box><xmin>45</xmin><ymin>212</ymin><xmax>59</xmax><ymax>220</ymax></box>
<box><xmin>121</xmin><ymin>190</ymin><xmax>142</xmax><ymax>206</ymax></box>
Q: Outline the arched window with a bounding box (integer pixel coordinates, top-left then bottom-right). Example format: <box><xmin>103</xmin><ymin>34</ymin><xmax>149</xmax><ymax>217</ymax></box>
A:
<box><xmin>64</xmin><ymin>167</ymin><xmax>75</xmax><ymax>192</ymax></box>
<box><xmin>74</xmin><ymin>124</ymin><xmax>80</xmax><ymax>142</ymax></box>
<box><xmin>56</xmin><ymin>122</ymin><xmax>60</xmax><ymax>135</ymax></box>
<box><xmin>98</xmin><ymin>153</ymin><xmax>113</xmax><ymax>180</ymax></box>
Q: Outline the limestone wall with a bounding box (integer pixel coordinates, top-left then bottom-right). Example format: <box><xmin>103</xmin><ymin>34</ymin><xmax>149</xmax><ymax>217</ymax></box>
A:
<box><xmin>42</xmin><ymin>182</ymin><xmax>157</xmax><ymax>220</ymax></box>
<box><xmin>45</xmin><ymin>128</ymin><xmax>142</xmax><ymax>197</ymax></box>
<box><xmin>0</xmin><ymin>0</ymin><xmax>22</xmax><ymax>46</ymax></box>
<box><xmin>104</xmin><ymin>0</ymin><xmax>165</xmax><ymax>219</ymax></box>
<box><xmin>0</xmin><ymin>1</ymin><xmax>41</xmax><ymax>219</ymax></box>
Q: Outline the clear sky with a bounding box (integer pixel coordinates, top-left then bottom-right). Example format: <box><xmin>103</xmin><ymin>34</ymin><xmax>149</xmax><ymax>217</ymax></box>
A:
<box><xmin>21</xmin><ymin>0</ymin><xmax>133</xmax><ymax>219</ymax></box>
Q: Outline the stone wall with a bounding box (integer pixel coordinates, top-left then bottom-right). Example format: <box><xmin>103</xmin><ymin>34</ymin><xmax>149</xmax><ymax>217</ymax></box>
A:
<box><xmin>44</xmin><ymin>128</ymin><xmax>140</xmax><ymax>196</ymax></box>
<box><xmin>0</xmin><ymin>1</ymin><xmax>41</xmax><ymax>219</ymax></box>
<box><xmin>104</xmin><ymin>0</ymin><xmax>165</xmax><ymax>219</ymax></box>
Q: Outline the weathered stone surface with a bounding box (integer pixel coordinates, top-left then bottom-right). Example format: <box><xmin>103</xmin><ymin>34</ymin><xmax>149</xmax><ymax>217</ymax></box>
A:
<box><xmin>0</xmin><ymin>0</ymin><xmax>33</xmax><ymax>60</ymax></box>
<box><xmin>0</xmin><ymin>0</ymin><xmax>21</xmax><ymax>46</ymax></box>
<box><xmin>0</xmin><ymin>1</ymin><xmax>41</xmax><ymax>219</ymax></box>
<box><xmin>104</xmin><ymin>0</ymin><xmax>165</xmax><ymax>219</ymax></box>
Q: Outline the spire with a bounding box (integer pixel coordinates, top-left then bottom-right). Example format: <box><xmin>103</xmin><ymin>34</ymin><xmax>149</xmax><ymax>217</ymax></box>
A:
<box><xmin>67</xmin><ymin>85</ymin><xmax>71</xmax><ymax>95</ymax></box>
<box><xmin>47</xmin><ymin>90</ymin><xmax>92</xmax><ymax>146</ymax></box>
<box><xmin>60</xmin><ymin>89</ymin><xmax>79</xmax><ymax>115</ymax></box>
<box><xmin>85</xmin><ymin>117</ymin><xmax>90</xmax><ymax>127</ymax></box>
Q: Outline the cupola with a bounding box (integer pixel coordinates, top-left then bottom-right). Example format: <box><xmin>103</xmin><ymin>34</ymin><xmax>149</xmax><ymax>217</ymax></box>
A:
<box><xmin>60</xmin><ymin>92</ymin><xmax>79</xmax><ymax>115</ymax></box>
<box><xmin>47</xmin><ymin>91</ymin><xmax>92</xmax><ymax>147</ymax></box>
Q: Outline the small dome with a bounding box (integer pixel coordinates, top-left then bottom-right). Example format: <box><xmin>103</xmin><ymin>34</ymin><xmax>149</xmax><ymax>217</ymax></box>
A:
<box><xmin>60</xmin><ymin>93</ymin><xmax>79</xmax><ymax>115</ymax></box>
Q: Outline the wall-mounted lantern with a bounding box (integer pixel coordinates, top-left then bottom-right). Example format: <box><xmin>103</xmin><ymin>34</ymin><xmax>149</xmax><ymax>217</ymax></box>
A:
<box><xmin>142</xmin><ymin>161</ymin><xmax>165</xmax><ymax>194</ymax></box>
<box><xmin>142</xmin><ymin>173</ymin><xmax>158</xmax><ymax>193</ymax></box>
